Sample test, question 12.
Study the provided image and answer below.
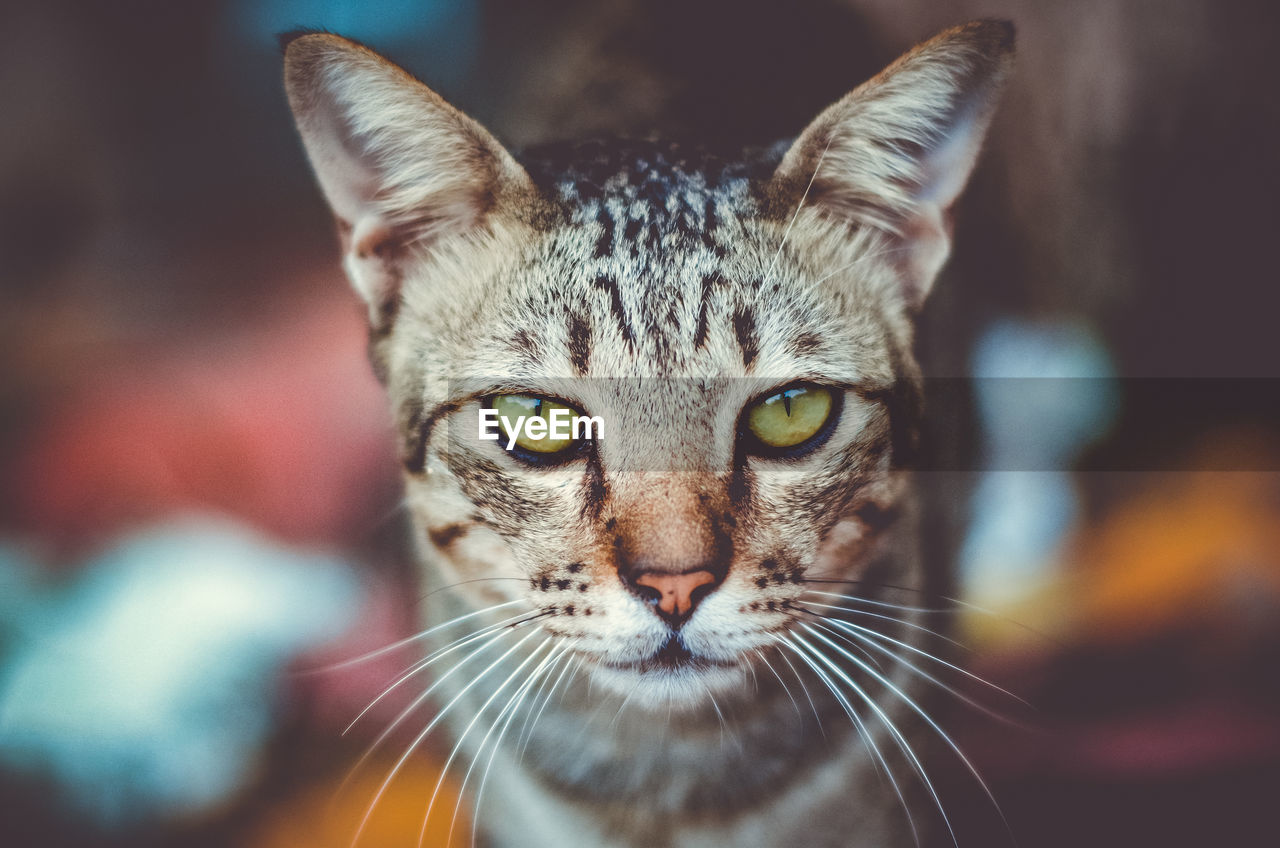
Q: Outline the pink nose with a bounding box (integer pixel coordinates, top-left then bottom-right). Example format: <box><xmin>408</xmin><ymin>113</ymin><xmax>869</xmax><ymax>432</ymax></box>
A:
<box><xmin>633</xmin><ymin>570</ymin><xmax>719</xmax><ymax>621</ymax></box>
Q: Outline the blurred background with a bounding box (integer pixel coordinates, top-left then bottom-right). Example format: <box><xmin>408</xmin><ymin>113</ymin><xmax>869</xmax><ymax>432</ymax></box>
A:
<box><xmin>1</xmin><ymin>0</ymin><xmax>1277</xmax><ymax>845</ymax></box>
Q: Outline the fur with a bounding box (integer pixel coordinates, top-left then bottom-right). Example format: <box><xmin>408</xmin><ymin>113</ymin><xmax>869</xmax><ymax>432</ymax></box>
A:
<box><xmin>283</xmin><ymin>19</ymin><xmax>1013</xmax><ymax>847</ymax></box>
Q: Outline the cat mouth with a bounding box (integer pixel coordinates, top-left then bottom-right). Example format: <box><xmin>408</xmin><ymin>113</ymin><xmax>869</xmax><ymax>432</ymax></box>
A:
<box><xmin>607</xmin><ymin>635</ymin><xmax>736</xmax><ymax>674</ymax></box>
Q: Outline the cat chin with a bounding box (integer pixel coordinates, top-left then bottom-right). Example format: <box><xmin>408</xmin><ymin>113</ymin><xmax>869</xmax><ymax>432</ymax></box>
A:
<box><xmin>587</xmin><ymin>660</ymin><xmax>748</xmax><ymax>712</ymax></box>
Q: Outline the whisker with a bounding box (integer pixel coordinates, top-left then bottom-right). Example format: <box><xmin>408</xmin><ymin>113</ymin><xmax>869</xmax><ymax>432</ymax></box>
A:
<box><xmin>802</xmin><ymin>582</ymin><xmax>1059</xmax><ymax>647</ymax></box>
<box><xmin>778</xmin><ymin>606</ymin><xmax>884</xmax><ymax>669</ymax></box>
<box><xmin>775</xmin><ymin>634</ymin><xmax>920</xmax><ymax>848</ymax></box>
<box><xmin>343</xmin><ymin>609</ymin><xmax>541</xmax><ymax>736</ymax></box>
<box><xmin>744</xmin><ymin>651</ymin><xmax>761</xmax><ymax>694</ymax></box>
<box><xmin>764</xmin><ymin>134</ymin><xmax>833</xmax><ymax>284</ymax></box>
<box><xmin>512</xmin><ymin>648</ymin><xmax>568</xmax><ymax>759</ymax></box>
<box><xmin>344</xmin><ymin>611</ymin><xmax>554</xmax><ymax>763</ymax></box>
<box><xmin>804</xmin><ymin>242</ymin><xmax>913</xmax><ymax>290</ymax></box>
<box><xmin>822</xmin><ymin>617</ymin><xmax>1030</xmax><ymax>710</ymax></box>
<box><xmin>338</xmin><ymin>623</ymin><xmax>522</xmax><ymax>801</ymax></box>
<box><xmin>703</xmin><ymin>685</ymin><xmax>732</xmax><ymax>752</ymax></box>
<box><xmin>800</xmin><ymin>624</ymin><xmax>1012</xmax><ymax>841</ymax></box>
<box><xmin>306</xmin><ymin>598</ymin><xmax>528</xmax><ymax>675</ymax></box>
<box><xmin>792</xmin><ymin>633</ymin><xmax>959</xmax><ymax>845</ymax></box>
<box><xmin>752</xmin><ymin>648</ymin><xmax>802</xmax><ymax>722</ymax></box>
<box><xmin>460</xmin><ymin>643</ymin><xmax>569</xmax><ymax>848</ymax></box>
<box><xmin>799</xmin><ymin>597</ymin><xmax>966</xmax><ymax>650</ymax></box>
<box><xmin>420</xmin><ymin>636</ymin><xmax>553</xmax><ymax>848</ymax></box>
<box><xmin>791</xmin><ymin>633</ymin><xmax>951</xmax><ymax>847</ymax></box>
<box><xmin>415</xmin><ymin>577</ymin><xmax>533</xmax><ymax>606</ymax></box>
<box><xmin>809</xmin><ymin>619</ymin><xmax>1026</xmax><ymax>729</ymax></box>
<box><xmin>773</xmin><ymin>641</ymin><xmax>826</xmax><ymax>739</ymax></box>
<box><xmin>609</xmin><ymin>675</ymin><xmax>641</xmax><ymax>730</ymax></box>
<box><xmin>775</xmin><ymin>635</ymin><xmax>878</xmax><ymax>765</ymax></box>
<box><xmin>351</xmin><ymin>627</ymin><xmax>542</xmax><ymax>848</ymax></box>
<box><xmin>518</xmin><ymin>653</ymin><xmax>580</xmax><ymax>762</ymax></box>
<box><xmin>798</xmin><ymin>583</ymin><xmax>958</xmax><ymax>615</ymax></box>
<box><xmin>354</xmin><ymin>495</ymin><xmax>410</xmax><ymax>544</ymax></box>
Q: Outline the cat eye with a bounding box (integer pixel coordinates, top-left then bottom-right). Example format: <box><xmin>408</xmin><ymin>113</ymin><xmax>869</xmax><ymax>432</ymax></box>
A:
<box><xmin>742</xmin><ymin>384</ymin><xmax>840</xmax><ymax>456</ymax></box>
<box><xmin>489</xmin><ymin>394</ymin><xmax>583</xmax><ymax>458</ymax></box>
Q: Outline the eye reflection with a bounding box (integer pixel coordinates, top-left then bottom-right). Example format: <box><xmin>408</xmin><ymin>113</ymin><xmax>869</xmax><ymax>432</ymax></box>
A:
<box><xmin>744</xmin><ymin>385</ymin><xmax>836</xmax><ymax>453</ymax></box>
<box><xmin>490</xmin><ymin>394</ymin><xmax>580</xmax><ymax>454</ymax></box>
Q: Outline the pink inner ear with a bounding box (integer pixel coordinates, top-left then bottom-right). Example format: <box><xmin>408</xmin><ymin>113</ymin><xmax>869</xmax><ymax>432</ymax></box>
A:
<box><xmin>896</xmin><ymin>205</ymin><xmax>952</xmax><ymax>310</ymax></box>
<box><xmin>913</xmin><ymin>105</ymin><xmax>988</xmax><ymax>209</ymax></box>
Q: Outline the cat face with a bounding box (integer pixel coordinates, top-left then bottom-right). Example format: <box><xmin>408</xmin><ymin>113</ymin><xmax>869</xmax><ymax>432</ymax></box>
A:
<box><xmin>283</xmin><ymin>22</ymin><xmax>1012</xmax><ymax>708</ymax></box>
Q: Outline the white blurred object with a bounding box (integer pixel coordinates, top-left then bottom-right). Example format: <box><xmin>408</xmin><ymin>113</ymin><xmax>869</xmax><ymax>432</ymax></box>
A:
<box><xmin>961</xmin><ymin>318</ymin><xmax>1118</xmax><ymax>605</ymax></box>
<box><xmin>0</xmin><ymin>518</ymin><xmax>361</xmax><ymax>825</ymax></box>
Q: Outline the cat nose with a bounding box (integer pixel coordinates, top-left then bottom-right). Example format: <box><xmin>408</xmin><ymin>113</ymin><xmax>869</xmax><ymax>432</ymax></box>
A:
<box><xmin>626</xmin><ymin>568</ymin><xmax>724</xmax><ymax>626</ymax></box>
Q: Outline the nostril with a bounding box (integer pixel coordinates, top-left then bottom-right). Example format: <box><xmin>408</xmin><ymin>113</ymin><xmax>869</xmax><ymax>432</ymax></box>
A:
<box><xmin>632</xmin><ymin>581</ymin><xmax>662</xmax><ymax>606</ymax></box>
<box><xmin>628</xmin><ymin>569</ymin><xmax>722</xmax><ymax>625</ymax></box>
<box><xmin>688</xmin><ymin>581</ymin><xmax>717</xmax><ymax>609</ymax></box>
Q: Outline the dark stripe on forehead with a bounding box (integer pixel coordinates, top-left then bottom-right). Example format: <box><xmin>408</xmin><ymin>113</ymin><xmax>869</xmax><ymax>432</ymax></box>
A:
<box><xmin>694</xmin><ymin>273</ymin><xmax>718</xmax><ymax>349</ymax></box>
<box><xmin>733</xmin><ymin>306</ymin><xmax>759</xmax><ymax>369</ymax></box>
<box><xmin>505</xmin><ymin>327</ymin><xmax>542</xmax><ymax>365</ymax></box>
<box><xmin>790</xmin><ymin>332</ymin><xmax>824</xmax><ymax>356</ymax></box>
<box><xmin>567</xmin><ymin>311</ymin><xmax>592</xmax><ymax>375</ymax></box>
<box><xmin>593</xmin><ymin>207</ymin><xmax>614</xmax><ymax>259</ymax></box>
<box><xmin>592</xmin><ymin>273</ymin><xmax>635</xmax><ymax>347</ymax></box>
<box><xmin>701</xmin><ymin>199</ymin><xmax>727</xmax><ymax>257</ymax></box>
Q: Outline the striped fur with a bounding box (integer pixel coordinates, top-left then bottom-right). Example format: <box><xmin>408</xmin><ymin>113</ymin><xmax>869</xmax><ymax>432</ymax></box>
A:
<box><xmin>284</xmin><ymin>20</ymin><xmax>1013</xmax><ymax>847</ymax></box>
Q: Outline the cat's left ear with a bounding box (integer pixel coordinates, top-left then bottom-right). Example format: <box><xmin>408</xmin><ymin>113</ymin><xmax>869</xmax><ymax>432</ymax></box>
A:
<box><xmin>283</xmin><ymin>32</ymin><xmax>535</xmax><ymax>326</ymax></box>
<box><xmin>771</xmin><ymin>20</ymin><xmax>1014</xmax><ymax>309</ymax></box>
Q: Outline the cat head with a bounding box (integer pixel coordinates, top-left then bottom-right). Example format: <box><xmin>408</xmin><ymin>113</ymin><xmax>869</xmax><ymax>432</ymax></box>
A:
<box><xmin>283</xmin><ymin>21</ymin><xmax>1012</xmax><ymax>708</ymax></box>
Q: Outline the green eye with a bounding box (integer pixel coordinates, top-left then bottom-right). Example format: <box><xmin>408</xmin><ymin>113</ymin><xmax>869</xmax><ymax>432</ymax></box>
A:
<box><xmin>745</xmin><ymin>385</ymin><xmax>836</xmax><ymax>451</ymax></box>
<box><xmin>491</xmin><ymin>394</ymin><xmax>580</xmax><ymax>454</ymax></box>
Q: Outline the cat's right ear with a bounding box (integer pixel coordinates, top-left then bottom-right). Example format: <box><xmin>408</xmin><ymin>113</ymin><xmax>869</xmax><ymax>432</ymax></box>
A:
<box><xmin>770</xmin><ymin>20</ymin><xmax>1014</xmax><ymax>311</ymax></box>
<box><xmin>282</xmin><ymin>32</ymin><xmax>534</xmax><ymax>326</ymax></box>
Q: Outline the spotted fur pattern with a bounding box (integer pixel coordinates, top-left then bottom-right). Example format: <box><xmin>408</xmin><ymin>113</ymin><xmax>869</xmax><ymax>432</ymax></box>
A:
<box><xmin>284</xmin><ymin>19</ymin><xmax>1013</xmax><ymax>848</ymax></box>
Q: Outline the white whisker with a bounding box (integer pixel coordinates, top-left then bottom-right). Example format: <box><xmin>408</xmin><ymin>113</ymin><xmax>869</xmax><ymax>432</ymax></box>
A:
<box><xmin>800</xmin><ymin>624</ymin><xmax>1010</xmax><ymax>839</ymax></box>
<box><xmin>806</xmin><ymin>588</ymin><xmax>1054</xmax><ymax>646</ymax></box>
<box><xmin>821</xmin><ymin>617</ymin><xmax>1029</xmax><ymax>710</ymax></box>
<box><xmin>463</xmin><ymin>643</ymin><xmax>569</xmax><ymax>848</ymax></box>
<box><xmin>752</xmin><ymin>648</ymin><xmax>802</xmax><ymax>722</ymax></box>
<box><xmin>420</xmin><ymin>635</ymin><xmax>553</xmax><ymax>848</ymax></box>
<box><xmin>512</xmin><ymin>648</ymin><xmax>568</xmax><ymax>758</ymax></box>
<box><xmin>804</xmin><ymin>241</ymin><xmax>913</xmax><ymax>290</ymax></box>
<box><xmin>518</xmin><ymin>653</ymin><xmax>580</xmax><ymax>762</ymax></box>
<box><xmin>339</xmin><ymin>624</ymin><xmax>522</xmax><ymax>801</ymax></box>
<box><xmin>801</xmin><ymin>596</ymin><xmax>965</xmax><ymax>649</ymax></box>
<box><xmin>773</xmin><ymin>641</ymin><xmax>826</xmax><ymax>738</ymax></box>
<box><xmin>351</xmin><ymin>627</ymin><xmax>542</xmax><ymax>848</ymax></box>
<box><xmin>764</xmin><ymin>135</ymin><xmax>833</xmax><ymax>284</ymax></box>
<box><xmin>309</xmin><ymin>599</ymin><xmax>528</xmax><ymax>674</ymax></box>
<box><xmin>800</xmin><ymin>587</ymin><xmax>955</xmax><ymax>616</ymax></box>
<box><xmin>343</xmin><ymin>609</ymin><xmax>539</xmax><ymax>736</ymax></box>
<box><xmin>776</xmin><ymin>635</ymin><xmax>920</xmax><ymax>848</ymax></box>
<box><xmin>703</xmin><ymin>685</ymin><xmax>731</xmax><ymax>752</ymax></box>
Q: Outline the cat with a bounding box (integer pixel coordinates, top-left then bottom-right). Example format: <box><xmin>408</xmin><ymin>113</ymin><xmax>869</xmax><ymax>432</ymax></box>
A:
<box><xmin>283</xmin><ymin>18</ymin><xmax>1013</xmax><ymax>847</ymax></box>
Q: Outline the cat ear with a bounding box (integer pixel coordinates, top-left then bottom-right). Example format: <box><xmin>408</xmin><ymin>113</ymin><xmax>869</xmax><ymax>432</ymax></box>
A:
<box><xmin>771</xmin><ymin>20</ymin><xmax>1014</xmax><ymax>309</ymax></box>
<box><xmin>283</xmin><ymin>32</ymin><xmax>535</xmax><ymax>326</ymax></box>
